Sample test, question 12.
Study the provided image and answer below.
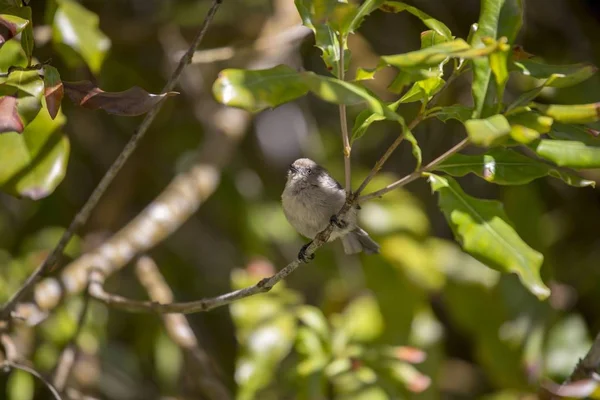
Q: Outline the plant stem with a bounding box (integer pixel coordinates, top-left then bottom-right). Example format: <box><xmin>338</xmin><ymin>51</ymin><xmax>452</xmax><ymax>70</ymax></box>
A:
<box><xmin>338</xmin><ymin>35</ymin><xmax>352</xmax><ymax>194</ymax></box>
<box><xmin>359</xmin><ymin>137</ymin><xmax>469</xmax><ymax>202</ymax></box>
<box><xmin>0</xmin><ymin>0</ymin><xmax>223</xmax><ymax>320</ymax></box>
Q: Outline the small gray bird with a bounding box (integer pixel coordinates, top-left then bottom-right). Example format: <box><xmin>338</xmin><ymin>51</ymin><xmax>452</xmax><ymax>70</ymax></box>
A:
<box><xmin>282</xmin><ymin>158</ymin><xmax>380</xmax><ymax>261</ymax></box>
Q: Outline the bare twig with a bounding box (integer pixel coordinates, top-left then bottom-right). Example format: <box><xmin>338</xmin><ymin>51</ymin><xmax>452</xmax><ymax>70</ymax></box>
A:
<box><xmin>570</xmin><ymin>332</ymin><xmax>600</xmax><ymax>382</ymax></box>
<box><xmin>0</xmin><ymin>0</ymin><xmax>224</xmax><ymax>320</ymax></box>
<box><xmin>134</xmin><ymin>256</ymin><xmax>231</xmax><ymax>400</ymax></box>
<box><xmin>2</xmin><ymin>360</ymin><xmax>64</xmax><ymax>400</ymax></box>
<box><xmin>52</xmin><ymin>290</ymin><xmax>92</xmax><ymax>392</ymax></box>
<box><xmin>87</xmin><ymin>197</ymin><xmax>355</xmax><ymax>315</ymax></box>
<box><xmin>359</xmin><ymin>138</ymin><xmax>469</xmax><ymax>202</ymax></box>
<box><xmin>338</xmin><ymin>35</ymin><xmax>352</xmax><ymax>194</ymax></box>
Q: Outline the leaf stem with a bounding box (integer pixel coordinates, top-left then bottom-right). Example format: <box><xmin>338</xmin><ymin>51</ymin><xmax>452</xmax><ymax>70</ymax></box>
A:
<box><xmin>0</xmin><ymin>0</ymin><xmax>223</xmax><ymax>320</ymax></box>
<box><xmin>359</xmin><ymin>137</ymin><xmax>469</xmax><ymax>202</ymax></box>
<box><xmin>338</xmin><ymin>34</ymin><xmax>352</xmax><ymax>194</ymax></box>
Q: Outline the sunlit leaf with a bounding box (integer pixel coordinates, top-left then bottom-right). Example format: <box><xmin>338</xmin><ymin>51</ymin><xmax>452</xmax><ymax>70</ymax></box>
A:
<box><xmin>382</xmin><ymin>39</ymin><xmax>478</xmax><ymax>69</ymax></box>
<box><xmin>296</xmin><ymin>305</ymin><xmax>330</xmax><ymax>343</ymax></box>
<box><xmin>0</xmin><ymin>100</ymin><xmax>69</xmax><ymax>199</ymax></box>
<box><xmin>533</xmin><ymin>102</ymin><xmax>600</xmax><ymax>124</ymax></box>
<box><xmin>428</xmin><ymin>174</ymin><xmax>549</xmax><ymax>299</ymax></box>
<box><xmin>340</xmin><ymin>295</ymin><xmax>384</xmax><ymax>342</ymax></box>
<box><xmin>52</xmin><ymin>0</ymin><xmax>111</xmax><ymax>74</ymax></box>
<box><xmin>545</xmin><ymin>314</ymin><xmax>591</xmax><ymax>378</ymax></box>
<box><xmin>351</xmin><ymin>99</ymin><xmax>400</xmax><ymax>142</ymax></box>
<box><xmin>505</xmin><ymin>74</ymin><xmax>560</xmax><ymax>112</ymax></box>
<box><xmin>506</xmin><ymin>109</ymin><xmax>553</xmax><ymax>144</ymax></box>
<box><xmin>0</xmin><ymin>70</ymin><xmax>44</xmax><ymax>127</ymax></box>
<box><xmin>387</xmin><ymin>68</ymin><xmax>438</xmax><ymax>93</ymax></box>
<box><xmin>213</xmin><ymin>65</ymin><xmax>308</xmax><ymax>113</ymax></box>
<box><xmin>379</xmin><ymin>1</ymin><xmax>452</xmax><ymax>39</ymax></box>
<box><xmin>471</xmin><ymin>0</ymin><xmax>523</xmax><ymax>118</ymax></box>
<box><xmin>344</xmin><ymin>0</ymin><xmax>385</xmax><ymax>35</ymax></box>
<box><xmin>0</xmin><ymin>12</ymin><xmax>29</xmax><ymax>45</ymax></box>
<box><xmin>63</xmin><ymin>80</ymin><xmax>178</xmax><ymax>116</ymax></box>
<box><xmin>532</xmin><ymin>139</ymin><xmax>600</xmax><ymax>168</ymax></box>
<box><xmin>398</xmin><ymin>76</ymin><xmax>444</xmax><ymax>104</ymax></box>
<box><xmin>43</xmin><ymin>65</ymin><xmax>63</xmax><ymax>120</ymax></box>
<box><xmin>0</xmin><ymin>6</ymin><xmax>33</xmax><ymax>61</ymax></box>
<box><xmin>512</xmin><ymin>59</ymin><xmax>598</xmax><ymax>88</ymax></box>
<box><xmin>464</xmin><ymin>114</ymin><xmax>511</xmax><ymax>146</ymax></box>
<box><xmin>435</xmin><ymin>148</ymin><xmax>594</xmax><ymax>187</ymax></box>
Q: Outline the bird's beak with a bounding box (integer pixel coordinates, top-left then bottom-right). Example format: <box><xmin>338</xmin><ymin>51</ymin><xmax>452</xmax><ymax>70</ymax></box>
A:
<box><xmin>288</xmin><ymin>165</ymin><xmax>298</xmax><ymax>174</ymax></box>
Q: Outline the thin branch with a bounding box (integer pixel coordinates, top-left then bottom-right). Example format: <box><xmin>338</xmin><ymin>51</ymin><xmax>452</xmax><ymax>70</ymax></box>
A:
<box><xmin>88</xmin><ymin>197</ymin><xmax>356</xmax><ymax>315</ymax></box>
<box><xmin>570</xmin><ymin>332</ymin><xmax>600</xmax><ymax>382</ymax></box>
<box><xmin>134</xmin><ymin>256</ymin><xmax>231</xmax><ymax>400</ymax></box>
<box><xmin>338</xmin><ymin>35</ymin><xmax>352</xmax><ymax>194</ymax></box>
<box><xmin>0</xmin><ymin>0</ymin><xmax>223</xmax><ymax>320</ymax></box>
<box><xmin>52</xmin><ymin>289</ymin><xmax>92</xmax><ymax>392</ymax></box>
<box><xmin>359</xmin><ymin>138</ymin><xmax>469</xmax><ymax>202</ymax></box>
<box><xmin>2</xmin><ymin>360</ymin><xmax>64</xmax><ymax>400</ymax></box>
<box><xmin>354</xmin><ymin>115</ymin><xmax>422</xmax><ymax>197</ymax></box>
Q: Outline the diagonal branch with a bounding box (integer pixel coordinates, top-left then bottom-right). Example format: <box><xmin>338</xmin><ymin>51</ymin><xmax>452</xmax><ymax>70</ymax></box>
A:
<box><xmin>0</xmin><ymin>0</ymin><xmax>224</xmax><ymax>320</ymax></box>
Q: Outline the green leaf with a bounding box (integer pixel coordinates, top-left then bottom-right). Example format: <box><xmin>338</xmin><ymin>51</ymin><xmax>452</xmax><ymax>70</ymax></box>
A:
<box><xmin>471</xmin><ymin>0</ymin><xmax>523</xmax><ymax>118</ymax></box>
<box><xmin>1</xmin><ymin>6</ymin><xmax>33</xmax><ymax>62</ymax></box>
<box><xmin>212</xmin><ymin>65</ymin><xmax>309</xmax><ymax>113</ymax></box>
<box><xmin>428</xmin><ymin>174</ymin><xmax>549</xmax><ymax>299</ymax></box>
<box><xmin>340</xmin><ymin>295</ymin><xmax>384</xmax><ymax>342</ymax></box>
<box><xmin>429</xmin><ymin>105</ymin><xmax>473</xmax><ymax>123</ymax></box>
<box><xmin>296</xmin><ymin>305</ymin><xmax>330</xmax><ymax>343</ymax></box>
<box><xmin>345</xmin><ymin>0</ymin><xmax>385</xmax><ymax>35</ymax></box>
<box><xmin>464</xmin><ymin>114</ymin><xmax>511</xmax><ymax>146</ymax></box>
<box><xmin>43</xmin><ymin>65</ymin><xmax>63</xmax><ymax>120</ymax></box>
<box><xmin>0</xmin><ymin>70</ymin><xmax>44</xmax><ymax>127</ymax></box>
<box><xmin>0</xmin><ymin>12</ymin><xmax>29</xmax><ymax>44</ymax></box>
<box><xmin>512</xmin><ymin>59</ymin><xmax>598</xmax><ymax>88</ymax></box>
<box><xmin>533</xmin><ymin>102</ymin><xmax>600</xmax><ymax>124</ymax></box>
<box><xmin>52</xmin><ymin>0</ymin><xmax>111</xmax><ymax>74</ymax></box>
<box><xmin>380</xmin><ymin>1</ymin><xmax>452</xmax><ymax>39</ymax></box>
<box><xmin>548</xmin><ymin>122</ymin><xmax>600</xmax><ymax>146</ymax></box>
<box><xmin>387</xmin><ymin>68</ymin><xmax>438</xmax><ymax>94</ymax></box>
<box><xmin>351</xmin><ymin>99</ymin><xmax>401</xmax><ymax>143</ymax></box>
<box><xmin>506</xmin><ymin>109</ymin><xmax>553</xmax><ymax>144</ymax></box>
<box><xmin>505</xmin><ymin>75</ymin><xmax>560</xmax><ymax>112</ymax></box>
<box><xmin>398</xmin><ymin>76</ymin><xmax>444</xmax><ymax>104</ymax></box>
<box><xmin>382</xmin><ymin>39</ymin><xmax>475</xmax><ymax>69</ymax></box>
<box><xmin>532</xmin><ymin>139</ymin><xmax>600</xmax><ymax>168</ymax></box>
<box><xmin>0</xmin><ymin>100</ymin><xmax>69</xmax><ymax>199</ymax></box>
<box><xmin>545</xmin><ymin>314</ymin><xmax>592</xmax><ymax>378</ymax></box>
<box><xmin>435</xmin><ymin>148</ymin><xmax>594</xmax><ymax>187</ymax></box>
<box><xmin>295</xmin><ymin>0</ymin><xmax>349</xmax><ymax>76</ymax></box>
<box><xmin>420</xmin><ymin>29</ymin><xmax>450</xmax><ymax>48</ymax></box>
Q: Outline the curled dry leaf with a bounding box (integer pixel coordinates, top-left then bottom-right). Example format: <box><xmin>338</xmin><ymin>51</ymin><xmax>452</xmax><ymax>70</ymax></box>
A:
<box><xmin>0</xmin><ymin>95</ymin><xmax>23</xmax><ymax>133</ymax></box>
<box><xmin>63</xmin><ymin>80</ymin><xmax>179</xmax><ymax>116</ymax></box>
<box><xmin>43</xmin><ymin>66</ymin><xmax>63</xmax><ymax>120</ymax></box>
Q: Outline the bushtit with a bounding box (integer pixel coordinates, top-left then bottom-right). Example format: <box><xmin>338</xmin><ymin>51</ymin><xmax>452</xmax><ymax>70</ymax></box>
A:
<box><xmin>282</xmin><ymin>158</ymin><xmax>380</xmax><ymax>261</ymax></box>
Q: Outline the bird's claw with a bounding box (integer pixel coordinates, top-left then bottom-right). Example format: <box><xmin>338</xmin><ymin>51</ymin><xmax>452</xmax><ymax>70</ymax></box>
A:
<box><xmin>330</xmin><ymin>215</ymin><xmax>348</xmax><ymax>229</ymax></box>
<box><xmin>298</xmin><ymin>242</ymin><xmax>315</xmax><ymax>263</ymax></box>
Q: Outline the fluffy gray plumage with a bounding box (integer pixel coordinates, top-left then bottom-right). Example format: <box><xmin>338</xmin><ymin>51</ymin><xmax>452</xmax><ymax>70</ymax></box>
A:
<box><xmin>281</xmin><ymin>158</ymin><xmax>380</xmax><ymax>255</ymax></box>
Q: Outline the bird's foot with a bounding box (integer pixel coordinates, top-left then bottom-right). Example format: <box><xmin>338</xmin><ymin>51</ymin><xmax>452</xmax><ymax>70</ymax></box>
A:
<box><xmin>330</xmin><ymin>215</ymin><xmax>348</xmax><ymax>229</ymax></box>
<box><xmin>298</xmin><ymin>242</ymin><xmax>315</xmax><ymax>263</ymax></box>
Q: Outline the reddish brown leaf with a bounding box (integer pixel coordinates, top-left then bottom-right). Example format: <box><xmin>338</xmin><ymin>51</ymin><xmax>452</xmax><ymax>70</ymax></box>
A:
<box><xmin>63</xmin><ymin>81</ymin><xmax>179</xmax><ymax>116</ymax></box>
<box><xmin>586</xmin><ymin>127</ymin><xmax>600</xmax><ymax>137</ymax></box>
<box><xmin>512</xmin><ymin>44</ymin><xmax>534</xmax><ymax>61</ymax></box>
<box><xmin>0</xmin><ymin>13</ymin><xmax>29</xmax><ymax>45</ymax></box>
<box><xmin>43</xmin><ymin>66</ymin><xmax>63</xmax><ymax>120</ymax></box>
<box><xmin>0</xmin><ymin>95</ymin><xmax>24</xmax><ymax>133</ymax></box>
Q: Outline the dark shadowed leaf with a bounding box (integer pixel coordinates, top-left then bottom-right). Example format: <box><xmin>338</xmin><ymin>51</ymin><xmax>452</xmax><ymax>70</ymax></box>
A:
<box><xmin>212</xmin><ymin>65</ymin><xmax>308</xmax><ymax>113</ymax></box>
<box><xmin>63</xmin><ymin>81</ymin><xmax>179</xmax><ymax>116</ymax></box>
<box><xmin>52</xmin><ymin>0</ymin><xmax>111</xmax><ymax>74</ymax></box>
<box><xmin>0</xmin><ymin>102</ymin><xmax>69</xmax><ymax>199</ymax></box>
<box><xmin>0</xmin><ymin>95</ymin><xmax>22</xmax><ymax>133</ymax></box>
<box><xmin>512</xmin><ymin>59</ymin><xmax>598</xmax><ymax>88</ymax></box>
<box><xmin>435</xmin><ymin>148</ymin><xmax>594</xmax><ymax>187</ymax></box>
<box><xmin>380</xmin><ymin>1</ymin><xmax>452</xmax><ymax>39</ymax></box>
<box><xmin>428</xmin><ymin>174</ymin><xmax>549</xmax><ymax>299</ymax></box>
<box><xmin>464</xmin><ymin>114</ymin><xmax>511</xmax><ymax>146</ymax></box>
<box><xmin>43</xmin><ymin>66</ymin><xmax>63</xmax><ymax>120</ymax></box>
<box><xmin>471</xmin><ymin>0</ymin><xmax>523</xmax><ymax>118</ymax></box>
<box><xmin>533</xmin><ymin>102</ymin><xmax>600</xmax><ymax>124</ymax></box>
<box><xmin>0</xmin><ymin>12</ymin><xmax>29</xmax><ymax>45</ymax></box>
<box><xmin>428</xmin><ymin>105</ymin><xmax>472</xmax><ymax>123</ymax></box>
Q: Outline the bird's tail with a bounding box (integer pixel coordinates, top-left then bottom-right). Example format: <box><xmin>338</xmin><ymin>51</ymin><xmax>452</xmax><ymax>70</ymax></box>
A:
<box><xmin>341</xmin><ymin>228</ymin><xmax>380</xmax><ymax>255</ymax></box>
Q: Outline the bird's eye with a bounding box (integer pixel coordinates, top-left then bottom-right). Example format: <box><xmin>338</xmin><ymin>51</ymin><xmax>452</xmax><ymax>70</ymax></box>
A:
<box><xmin>307</xmin><ymin>168</ymin><xmax>312</xmax><ymax>174</ymax></box>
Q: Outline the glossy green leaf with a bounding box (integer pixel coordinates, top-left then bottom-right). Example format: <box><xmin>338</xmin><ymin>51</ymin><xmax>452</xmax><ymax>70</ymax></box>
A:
<box><xmin>464</xmin><ymin>114</ymin><xmax>511</xmax><ymax>146</ymax></box>
<box><xmin>398</xmin><ymin>76</ymin><xmax>444</xmax><ymax>104</ymax></box>
<box><xmin>533</xmin><ymin>102</ymin><xmax>600</xmax><ymax>124</ymax></box>
<box><xmin>382</xmin><ymin>39</ymin><xmax>477</xmax><ymax>69</ymax></box>
<box><xmin>428</xmin><ymin>105</ymin><xmax>472</xmax><ymax>123</ymax></box>
<box><xmin>295</xmin><ymin>0</ymin><xmax>348</xmax><ymax>76</ymax></box>
<box><xmin>512</xmin><ymin>59</ymin><xmax>598</xmax><ymax>88</ymax></box>
<box><xmin>435</xmin><ymin>148</ymin><xmax>594</xmax><ymax>187</ymax></box>
<box><xmin>420</xmin><ymin>29</ymin><xmax>449</xmax><ymax>48</ymax></box>
<box><xmin>471</xmin><ymin>0</ymin><xmax>523</xmax><ymax>118</ymax></box>
<box><xmin>506</xmin><ymin>109</ymin><xmax>553</xmax><ymax>144</ymax></box>
<box><xmin>351</xmin><ymin>99</ymin><xmax>400</xmax><ymax>142</ymax></box>
<box><xmin>212</xmin><ymin>65</ymin><xmax>308</xmax><ymax>113</ymax></box>
<box><xmin>380</xmin><ymin>1</ymin><xmax>452</xmax><ymax>39</ymax></box>
<box><xmin>505</xmin><ymin>75</ymin><xmax>560</xmax><ymax>112</ymax></box>
<box><xmin>1</xmin><ymin>6</ymin><xmax>33</xmax><ymax>62</ymax></box>
<box><xmin>387</xmin><ymin>68</ymin><xmax>438</xmax><ymax>93</ymax></box>
<box><xmin>52</xmin><ymin>0</ymin><xmax>111</xmax><ymax>74</ymax></box>
<box><xmin>0</xmin><ymin>38</ymin><xmax>27</xmax><ymax>72</ymax></box>
<box><xmin>0</xmin><ymin>12</ymin><xmax>29</xmax><ymax>45</ymax></box>
<box><xmin>428</xmin><ymin>174</ymin><xmax>548</xmax><ymax>299</ymax></box>
<box><xmin>345</xmin><ymin>0</ymin><xmax>385</xmax><ymax>35</ymax></box>
<box><xmin>0</xmin><ymin>101</ymin><xmax>69</xmax><ymax>199</ymax></box>
<box><xmin>532</xmin><ymin>139</ymin><xmax>600</xmax><ymax>168</ymax></box>
<box><xmin>0</xmin><ymin>70</ymin><xmax>44</xmax><ymax>127</ymax></box>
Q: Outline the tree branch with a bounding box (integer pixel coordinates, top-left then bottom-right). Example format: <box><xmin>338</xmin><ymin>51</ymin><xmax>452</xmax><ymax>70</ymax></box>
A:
<box><xmin>0</xmin><ymin>0</ymin><xmax>224</xmax><ymax>320</ymax></box>
<box><xmin>134</xmin><ymin>256</ymin><xmax>231</xmax><ymax>400</ymax></box>
<box><xmin>338</xmin><ymin>35</ymin><xmax>352</xmax><ymax>194</ymax></box>
<box><xmin>570</xmin><ymin>332</ymin><xmax>600</xmax><ymax>381</ymax></box>
<box><xmin>359</xmin><ymin>137</ymin><xmax>469</xmax><ymax>202</ymax></box>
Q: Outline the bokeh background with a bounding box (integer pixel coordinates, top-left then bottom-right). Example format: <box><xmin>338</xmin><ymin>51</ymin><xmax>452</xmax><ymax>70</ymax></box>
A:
<box><xmin>2</xmin><ymin>0</ymin><xmax>600</xmax><ymax>398</ymax></box>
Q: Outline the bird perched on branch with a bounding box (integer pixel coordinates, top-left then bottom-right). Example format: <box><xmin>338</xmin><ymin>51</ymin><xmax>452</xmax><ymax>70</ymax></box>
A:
<box><xmin>282</xmin><ymin>158</ymin><xmax>380</xmax><ymax>262</ymax></box>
